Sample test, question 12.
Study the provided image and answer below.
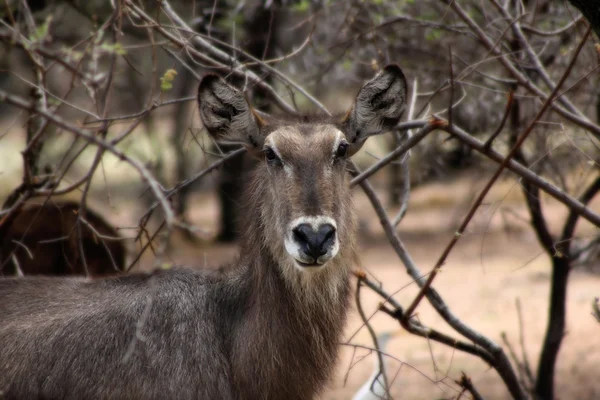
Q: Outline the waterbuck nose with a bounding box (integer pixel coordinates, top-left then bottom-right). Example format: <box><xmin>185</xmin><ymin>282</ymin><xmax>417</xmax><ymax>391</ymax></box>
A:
<box><xmin>292</xmin><ymin>223</ymin><xmax>336</xmax><ymax>263</ymax></box>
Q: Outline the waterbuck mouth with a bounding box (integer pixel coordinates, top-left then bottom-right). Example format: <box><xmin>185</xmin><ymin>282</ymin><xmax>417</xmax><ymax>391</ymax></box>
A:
<box><xmin>295</xmin><ymin>260</ymin><xmax>324</xmax><ymax>268</ymax></box>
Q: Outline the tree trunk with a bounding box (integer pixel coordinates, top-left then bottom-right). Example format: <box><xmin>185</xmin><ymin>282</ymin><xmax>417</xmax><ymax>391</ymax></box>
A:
<box><xmin>215</xmin><ymin>146</ymin><xmax>246</xmax><ymax>242</ymax></box>
<box><xmin>171</xmin><ymin>67</ymin><xmax>194</xmax><ymax>224</ymax></box>
<box><xmin>388</xmin><ymin>133</ymin><xmax>402</xmax><ymax>206</ymax></box>
<box><xmin>509</xmin><ymin>81</ymin><xmax>569</xmax><ymax>399</ymax></box>
<box><xmin>534</xmin><ymin>256</ymin><xmax>570</xmax><ymax>400</ymax></box>
<box><xmin>215</xmin><ymin>2</ymin><xmax>279</xmax><ymax>241</ymax></box>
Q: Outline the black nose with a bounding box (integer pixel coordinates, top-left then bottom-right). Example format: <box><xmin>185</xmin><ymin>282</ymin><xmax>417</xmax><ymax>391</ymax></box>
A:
<box><xmin>292</xmin><ymin>223</ymin><xmax>336</xmax><ymax>263</ymax></box>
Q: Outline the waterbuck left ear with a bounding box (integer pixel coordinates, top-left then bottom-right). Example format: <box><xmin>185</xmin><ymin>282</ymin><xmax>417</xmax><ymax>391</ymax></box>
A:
<box><xmin>342</xmin><ymin>65</ymin><xmax>407</xmax><ymax>155</ymax></box>
<box><xmin>198</xmin><ymin>75</ymin><xmax>264</xmax><ymax>153</ymax></box>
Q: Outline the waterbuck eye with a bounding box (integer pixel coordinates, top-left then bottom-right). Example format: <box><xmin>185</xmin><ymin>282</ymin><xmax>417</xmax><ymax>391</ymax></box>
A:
<box><xmin>335</xmin><ymin>142</ymin><xmax>349</xmax><ymax>159</ymax></box>
<box><xmin>264</xmin><ymin>147</ymin><xmax>282</xmax><ymax>166</ymax></box>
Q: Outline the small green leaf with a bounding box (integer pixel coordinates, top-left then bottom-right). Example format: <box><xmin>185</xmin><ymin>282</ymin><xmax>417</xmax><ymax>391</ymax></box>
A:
<box><xmin>62</xmin><ymin>48</ymin><xmax>84</xmax><ymax>62</ymax></box>
<box><xmin>342</xmin><ymin>59</ymin><xmax>352</xmax><ymax>71</ymax></box>
<box><xmin>425</xmin><ymin>29</ymin><xmax>442</xmax><ymax>41</ymax></box>
<box><xmin>30</xmin><ymin>15</ymin><xmax>53</xmax><ymax>43</ymax></box>
<box><xmin>48</xmin><ymin>97</ymin><xmax>62</xmax><ymax>107</ymax></box>
<box><xmin>292</xmin><ymin>0</ymin><xmax>310</xmax><ymax>12</ymax></box>
<box><xmin>100</xmin><ymin>42</ymin><xmax>126</xmax><ymax>55</ymax></box>
<box><xmin>160</xmin><ymin>68</ymin><xmax>178</xmax><ymax>92</ymax></box>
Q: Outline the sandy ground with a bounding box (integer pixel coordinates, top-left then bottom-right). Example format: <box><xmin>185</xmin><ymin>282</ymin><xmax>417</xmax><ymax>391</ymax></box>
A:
<box><xmin>118</xmin><ymin>172</ymin><xmax>600</xmax><ymax>400</ymax></box>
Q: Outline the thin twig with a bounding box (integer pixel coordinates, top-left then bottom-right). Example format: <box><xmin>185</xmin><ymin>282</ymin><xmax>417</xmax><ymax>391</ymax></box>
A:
<box><xmin>0</xmin><ymin>88</ymin><xmax>175</xmax><ymax>230</ymax></box>
<box><xmin>355</xmin><ymin>281</ymin><xmax>391</xmax><ymax>399</ymax></box>
<box><xmin>441</xmin><ymin>0</ymin><xmax>600</xmax><ymax>140</ymax></box>
<box><xmin>483</xmin><ymin>90</ymin><xmax>514</xmax><ymax>150</ymax></box>
<box><xmin>456</xmin><ymin>373</ymin><xmax>484</xmax><ymax>400</ymax></box>
<box><xmin>392</xmin><ymin>79</ymin><xmax>419</xmax><ymax>227</ymax></box>
<box><xmin>355</xmin><ymin>175</ymin><xmax>526</xmax><ymax>399</ymax></box>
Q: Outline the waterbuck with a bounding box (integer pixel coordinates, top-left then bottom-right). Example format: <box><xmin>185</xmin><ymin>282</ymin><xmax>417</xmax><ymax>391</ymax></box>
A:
<box><xmin>0</xmin><ymin>65</ymin><xmax>407</xmax><ymax>400</ymax></box>
<box><xmin>0</xmin><ymin>201</ymin><xmax>126</xmax><ymax>276</ymax></box>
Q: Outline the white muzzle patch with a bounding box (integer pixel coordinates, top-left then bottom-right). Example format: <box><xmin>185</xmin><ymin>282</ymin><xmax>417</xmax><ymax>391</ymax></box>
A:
<box><xmin>284</xmin><ymin>216</ymin><xmax>340</xmax><ymax>270</ymax></box>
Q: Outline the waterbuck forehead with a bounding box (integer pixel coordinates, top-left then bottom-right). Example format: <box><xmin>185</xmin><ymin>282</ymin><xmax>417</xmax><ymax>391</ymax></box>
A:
<box><xmin>265</xmin><ymin>124</ymin><xmax>345</xmax><ymax>167</ymax></box>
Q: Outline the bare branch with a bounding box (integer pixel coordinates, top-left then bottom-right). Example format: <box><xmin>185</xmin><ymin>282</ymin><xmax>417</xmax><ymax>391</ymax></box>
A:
<box><xmin>404</xmin><ymin>25</ymin><xmax>591</xmax><ymax>320</ymax></box>
<box><xmin>0</xmin><ymin>89</ymin><xmax>175</xmax><ymax>230</ymax></box>
<box><xmin>440</xmin><ymin>0</ymin><xmax>600</xmax><ymax>140</ymax></box>
<box><xmin>355</xmin><ymin>174</ymin><xmax>526</xmax><ymax>399</ymax></box>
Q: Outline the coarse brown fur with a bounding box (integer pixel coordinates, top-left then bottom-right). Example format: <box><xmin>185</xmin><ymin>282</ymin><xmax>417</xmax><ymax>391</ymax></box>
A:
<box><xmin>0</xmin><ymin>65</ymin><xmax>407</xmax><ymax>400</ymax></box>
<box><xmin>0</xmin><ymin>201</ymin><xmax>126</xmax><ymax>276</ymax></box>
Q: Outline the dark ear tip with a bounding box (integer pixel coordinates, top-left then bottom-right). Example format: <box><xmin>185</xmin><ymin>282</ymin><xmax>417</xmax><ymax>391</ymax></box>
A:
<box><xmin>198</xmin><ymin>74</ymin><xmax>223</xmax><ymax>96</ymax></box>
<box><xmin>382</xmin><ymin>64</ymin><xmax>402</xmax><ymax>73</ymax></box>
<box><xmin>382</xmin><ymin>64</ymin><xmax>407</xmax><ymax>93</ymax></box>
<box><xmin>382</xmin><ymin>64</ymin><xmax>406</xmax><ymax>80</ymax></box>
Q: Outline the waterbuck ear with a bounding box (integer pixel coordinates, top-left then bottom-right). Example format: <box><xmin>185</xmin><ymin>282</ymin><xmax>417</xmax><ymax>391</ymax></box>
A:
<box><xmin>342</xmin><ymin>65</ymin><xmax>407</xmax><ymax>155</ymax></box>
<box><xmin>198</xmin><ymin>75</ymin><xmax>264</xmax><ymax>152</ymax></box>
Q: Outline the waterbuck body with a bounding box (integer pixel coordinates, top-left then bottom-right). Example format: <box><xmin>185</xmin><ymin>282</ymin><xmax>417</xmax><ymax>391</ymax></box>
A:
<box><xmin>0</xmin><ymin>65</ymin><xmax>406</xmax><ymax>400</ymax></box>
<box><xmin>0</xmin><ymin>201</ymin><xmax>126</xmax><ymax>276</ymax></box>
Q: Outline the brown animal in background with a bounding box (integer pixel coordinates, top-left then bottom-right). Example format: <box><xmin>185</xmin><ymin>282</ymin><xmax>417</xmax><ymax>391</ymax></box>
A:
<box><xmin>0</xmin><ymin>201</ymin><xmax>126</xmax><ymax>276</ymax></box>
<box><xmin>0</xmin><ymin>65</ymin><xmax>406</xmax><ymax>399</ymax></box>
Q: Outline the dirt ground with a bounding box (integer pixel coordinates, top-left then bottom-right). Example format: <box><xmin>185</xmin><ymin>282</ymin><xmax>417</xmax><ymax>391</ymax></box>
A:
<box><xmin>122</xmin><ymin>173</ymin><xmax>600</xmax><ymax>400</ymax></box>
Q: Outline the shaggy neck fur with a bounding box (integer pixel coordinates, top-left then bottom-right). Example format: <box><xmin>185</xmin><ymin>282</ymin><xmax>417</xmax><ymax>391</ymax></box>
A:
<box><xmin>228</xmin><ymin>162</ymin><xmax>355</xmax><ymax>400</ymax></box>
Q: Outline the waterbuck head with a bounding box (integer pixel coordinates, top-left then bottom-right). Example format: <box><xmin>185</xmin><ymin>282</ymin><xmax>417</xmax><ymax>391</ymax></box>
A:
<box><xmin>198</xmin><ymin>66</ymin><xmax>407</xmax><ymax>279</ymax></box>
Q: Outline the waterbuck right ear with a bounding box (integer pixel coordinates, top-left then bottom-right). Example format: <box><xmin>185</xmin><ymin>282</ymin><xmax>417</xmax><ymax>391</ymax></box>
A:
<box><xmin>198</xmin><ymin>75</ymin><xmax>264</xmax><ymax>152</ymax></box>
<box><xmin>342</xmin><ymin>65</ymin><xmax>407</xmax><ymax>155</ymax></box>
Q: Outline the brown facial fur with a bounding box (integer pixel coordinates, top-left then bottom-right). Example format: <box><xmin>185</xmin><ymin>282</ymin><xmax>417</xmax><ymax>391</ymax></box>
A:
<box><xmin>261</xmin><ymin>126</ymin><xmax>351</xmax><ymax>256</ymax></box>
